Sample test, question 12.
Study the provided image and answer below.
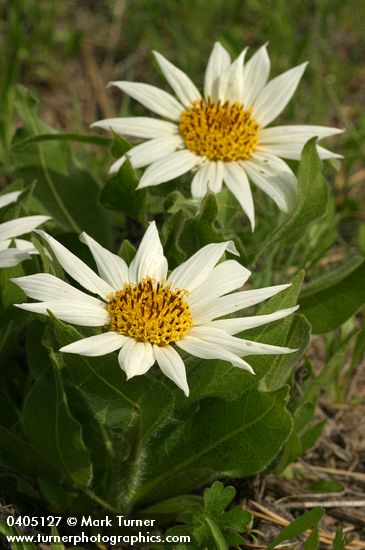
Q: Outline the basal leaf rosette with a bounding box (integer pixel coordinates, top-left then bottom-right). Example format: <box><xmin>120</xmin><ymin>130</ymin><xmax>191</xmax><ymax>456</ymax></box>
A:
<box><xmin>0</xmin><ymin>190</ymin><xmax>50</xmax><ymax>268</ymax></box>
<box><xmin>92</xmin><ymin>42</ymin><xmax>342</xmax><ymax>229</ymax></box>
<box><xmin>13</xmin><ymin>222</ymin><xmax>298</xmax><ymax>395</ymax></box>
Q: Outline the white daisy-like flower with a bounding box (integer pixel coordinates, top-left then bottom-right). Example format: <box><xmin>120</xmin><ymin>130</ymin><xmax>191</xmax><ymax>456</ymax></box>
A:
<box><xmin>92</xmin><ymin>42</ymin><xmax>342</xmax><ymax>229</ymax></box>
<box><xmin>0</xmin><ymin>191</ymin><xmax>50</xmax><ymax>268</ymax></box>
<box><xmin>13</xmin><ymin>222</ymin><xmax>298</xmax><ymax>396</ymax></box>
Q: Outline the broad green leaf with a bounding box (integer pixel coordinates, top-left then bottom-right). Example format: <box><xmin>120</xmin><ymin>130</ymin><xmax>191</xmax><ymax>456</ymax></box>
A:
<box><xmin>131</xmin><ymin>386</ymin><xmax>291</xmax><ymax>505</ymax></box>
<box><xmin>267</xmin><ymin>507</ymin><xmax>325</xmax><ymax>549</ymax></box>
<box><xmin>299</xmin><ymin>257</ymin><xmax>365</xmax><ymax>333</ymax></box>
<box><xmin>47</xmin><ymin>316</ymin><xmax>174</xmax><ymax>434</ymax></box>
<box><xmin>46</xmin><ymin>315</ymin><xmax>175</xmax><ymax>509</ymax></box>
<box><xmin>22</xmin><ymin>360</ymin><xmax>92</xmax><ymax>486</ymax></box>
<box><xmin>141</xmin><ymin>495</ymin><xmax>203</xmax><ymax>518</ymax></box>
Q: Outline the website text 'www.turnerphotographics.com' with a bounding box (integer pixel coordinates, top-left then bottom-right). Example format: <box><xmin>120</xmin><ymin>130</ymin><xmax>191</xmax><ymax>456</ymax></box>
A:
<box><xmin>4</xmin><ymin>514</ymin><xmax>191</xmax><ymax>547</ymax></box>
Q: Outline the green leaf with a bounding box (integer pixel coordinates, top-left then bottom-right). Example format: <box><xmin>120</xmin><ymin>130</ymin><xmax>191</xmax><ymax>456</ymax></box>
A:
<box><xmin>141</xmin><ymin>495</ymin><xmax>203</xmax><ymax>518</ymax></box>
<box><xmin>22</xmin><ymin>359</ymin><xmax>92</xmax><ymax>486</ymax></box>
<box><xmin>118</xmin><ymin>239</ymin><xmax>137</xmax><ymax>264</ymax></box>
<box><xmin>259</xmin><ymin>313</ymin><xmax>311</xmax><ymax>391</ymax></box>
<box><xmin>99</xmin><ymin>156</ymin><xmax>146</xmax><ymax>223</ymax></box>
<box><xmin>204</xmin><ymin>481</ymin><xmax>235</xmax><ymax>515</ymax></box>
<box><xmin>300</xmin><ymin>419</ymin><xmax>326</xmax><ymax>452</ymax></box>
<box><xmin>178</xmin><ymin>193</ymin><xmax>225</xmax><ymax>256</ymax></box>
<box><xmin>299</xmin><ymin>257</ymin><xmax>365</xmax><ymax>333</ymax></box>
<box><xmin>267</xmin><ymin>507</ymin><xmax>325</xmax><ymax>549</ymax></box>
<box><xmin>254</xmin><ymin>138</ymin><xmax>328</xmax><ymax>261</ymax></box>
<box><xmin>131</xmin><ymin>386</ymin><xmax>291</xmax><ymax>505</ymax></box>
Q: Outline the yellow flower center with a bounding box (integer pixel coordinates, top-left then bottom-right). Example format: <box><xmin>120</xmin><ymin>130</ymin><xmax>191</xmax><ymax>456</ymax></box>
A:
<box><xmin>107</xmin><ymin>277</ymin><xmax>193</xmax><ymax>346</ymax></box>
<box><xmin>179</xmin><ymin>98</ymin><xmax>260</xmax><ymax>162</ymax></box>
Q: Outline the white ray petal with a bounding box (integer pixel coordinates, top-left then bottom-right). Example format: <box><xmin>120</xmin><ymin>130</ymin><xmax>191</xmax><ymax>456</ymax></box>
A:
<box><xmin>0</xmin><ymin>216</ymin><xmax>50</xmax><ymax>242</ymax></box>
<box><xmin>259</xmin><ymin>125</ymin><xmax>344</xmax><ymax>144</ymax></box>
<box><xmin>204</xmin><ymin>41</ymin><xmax>231</xmax><ymax>100</ymax></box>
<box><xmin>109</xmin><ymin>136</ymin><xmax>184</xmax><ymax>174</ymax></box>
<box><xmin>188</xmin><ymin>260</ymin><xmax>251</xmax><ymax>310</ymax></box>
<box><xmin>15</xmin><ymin>301</ymin><xmax>110</xmax><ymax>326</ymax></box>
<box><xmin>241</xmin><ymin>44</ymin><xmax>270</xmax><ymax>107</ymax></box>
<box><xmin>176</xmin><ymin>335</ymin><xmax>255</xmax><ymax>373</ymax></box>
<box><xmin>118</xmin><ymin>339</ymin><xmax>155</xmax><ymax>379</ymax></box>
<box><xmin>218</xmin><ymin>48</ymin><xmax>247</xmax><ymax>101</ymax></box>
<box><xmin>223</xmin><ymin>163</ymin><xmax>255</xmax><ymax>231</ymax></box>
<box><xmin>80</xmin><ymin>232</ymin><xmax>129</xmax><ymax>291</ymax></box>
<box><xmin>153</xmin><ymin>51</ymin><xmax>201</xmax><ymax>107</ymax></box>
<box><xmin>316</xmin><ymin>146</ymin><xmax>343</xmax><ymax>159</ymax></box>
<box><xmin>36</xmin><ymin>231</ymin><xmax>113</xmax><ymax>299</ymax></box>
<box><xmin>189</xmin><ymin>326</ymin><xmax>294</xmax><ymax>356</ymax></box>
<box><xmin>208</xmin><ymin>161</ymin><xmax>224</xmax><ymax>193</ymax></box>
<box><xmin>193</xmin><ymin>283</ymin><xmax>291</xmax><ymax>324</ymax></box>
<box><xmin>191</xmin><ymin>164</ymin><xmax>209</xmax><ymax>198</ymax></box>
<box><xmin>207</xmin><ymin>306</ymin><xmax>299</xmax><ymax>335</ymax></box>
<box><xmin>167</xmin><ymin>241</ymin><xmax>238</xmax><ymax>293</ymax></box>
<box><xmin>252</xmin><ymin>62</ymin><xmax>307</xmax><ymax>126</ymax></box>
<box><xmin>60</xmin><ymin>331</ymin><xmax>127</xmax><ymax>356</ymax></box>
<box><xmin>11</xmin><ymin>273</ymin><xmax>102</xmax><ymax>304</ymax></box>
<box><xmin>0</xmin><ymin>191</ymin><xmax>22</xmax><ymax>209</ymax></box>
<box><xmin>257</xmin><ymin>124</ymin><xmax>343</xmax><ymax>161</ymax></box>
<box><xmin>0</xmin><ymin>249</ymin><xmax>29</xmax><ymax>268</ymax></box>
<box><xmin>243</xmin><ymin>154</ymin><xmax>297</xmax><ymax>212</ymax></box>
<box><xmin>91</xmin><ymin>117</ymin><xmax>178</xmax><ymax>139</ymax></box>
<box><xmin>0</xmin><ymin>240</ymin><xmax>10</xmax><ymax>251</ymax></box>
<box><xmin>256</xmin><ymin>142</ymin><xmax>342</xmax><ymax>161</ymax></box>
<box><xmin>109</xmin><ymin>81</ymin><xmax>184</xmax><ymax>120</ymax></box>
<box><xmin>153</xmin><ymin>344</ymin><xmax>189</xmax><ymax>396</ymax></box>
<box><xmin>128</xmin><ymin>221</ymin><xmax>168</xmax><ymax>283</ymax></box>
<box><xmin>137</xmin><ymin>150</ymin><xmax>200</xmax><ymax>190</ymax></box>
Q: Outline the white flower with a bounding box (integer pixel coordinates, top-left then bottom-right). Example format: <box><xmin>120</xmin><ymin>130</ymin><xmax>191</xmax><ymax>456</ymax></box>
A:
<box><xmin>92</xmin><ymin>42</ymin><xmax>342</xmax><ymax>230</ymax></box>
<box><xmin>13</xmin><ymin>222</ymin><xmax>298</xmax><ymax>396</ymax></box>
<box><xmin>0</xmin><ymin>191</ymin><xmax>50</xmax><ymax>268</ymax></box>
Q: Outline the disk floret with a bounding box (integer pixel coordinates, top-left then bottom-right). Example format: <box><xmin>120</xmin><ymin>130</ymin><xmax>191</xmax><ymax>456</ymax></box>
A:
<box><xmin>107</xmin><ymin>277</ymin><xmax>193</xmax><ymax>346</ymax></box>
<box><xmin>179</xmin><ymin>98</ymin><xmax>260</xmax><ymax>162</ymax></box>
